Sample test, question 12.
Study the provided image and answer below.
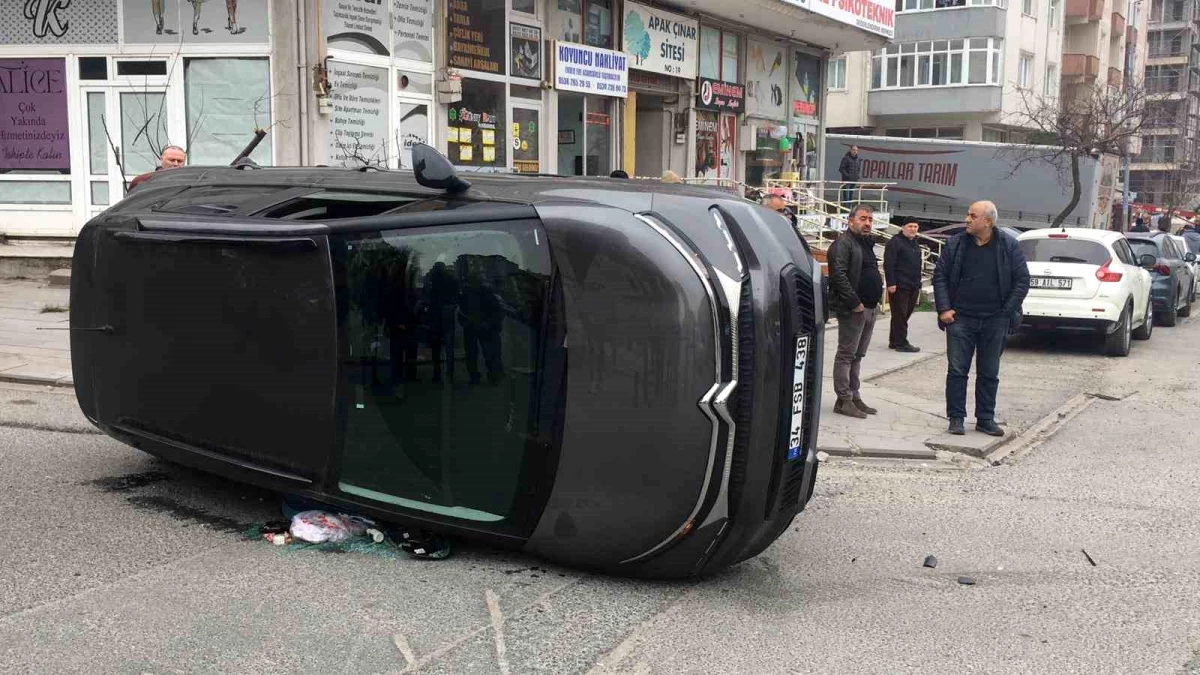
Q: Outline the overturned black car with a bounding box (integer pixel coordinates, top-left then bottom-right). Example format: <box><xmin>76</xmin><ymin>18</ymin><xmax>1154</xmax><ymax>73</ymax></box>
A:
<box><xmin>70</xmin><ymin>146</ymin><xmax>824</xmax><ymax>578</ymax></box>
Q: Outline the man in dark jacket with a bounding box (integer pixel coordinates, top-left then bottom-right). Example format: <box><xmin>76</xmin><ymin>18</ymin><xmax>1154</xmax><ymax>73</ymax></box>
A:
<box><xmin>828</xmin><ymin>204</ymin><xmax>883</xmax><ymax>419</ymax></box>
<box><xmin>838</xmin><ymin>146</ymin><xmax>861</xmax><ymax>207</ymax></box>
<box><xmin>932</xmin><ymin>201</ymin><xmax>1029</xmax><ymax>437</ymax></box>
<box><xmin>884</xmin><ymin>221</ymin><xmax>923</xmax><ymax>352</ymax></box>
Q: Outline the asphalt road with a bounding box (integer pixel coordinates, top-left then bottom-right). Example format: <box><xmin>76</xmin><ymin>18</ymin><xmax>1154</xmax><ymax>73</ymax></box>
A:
<box><xmin>1</xmin><ymin>318</ymin><xmax>1198</xmax><ymax>674</ymax></box>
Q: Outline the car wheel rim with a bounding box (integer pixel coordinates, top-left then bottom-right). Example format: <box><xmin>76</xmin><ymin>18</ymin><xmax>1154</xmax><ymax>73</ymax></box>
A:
<box><xmin>1124</xmin><ymin>311</ymin><xmax>1131</xmax><ymax>349</ymax></box>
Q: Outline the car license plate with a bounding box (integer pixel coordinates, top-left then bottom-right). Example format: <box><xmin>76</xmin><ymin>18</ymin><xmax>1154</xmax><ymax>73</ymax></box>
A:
<box><xmin>786</xmin><ymin>335</ymin><xmax>810</xmax><ymax>462</ymax></box>
<box><xmin>1031</xmin><ymin>276</ymin><xmax>1073</xmax><ymax>290</ymax></box>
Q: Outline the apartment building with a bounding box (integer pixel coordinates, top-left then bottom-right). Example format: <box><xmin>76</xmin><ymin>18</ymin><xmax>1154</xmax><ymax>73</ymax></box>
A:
<box><xmin>1128</xmin><ymin>0</ymin><xmax>1200</xmax><ymax>208</ymax></box>
<box><xmin>826</xmin><ymin>0</ymin><xmax>1066</xmax><ymax>141</ymax></box>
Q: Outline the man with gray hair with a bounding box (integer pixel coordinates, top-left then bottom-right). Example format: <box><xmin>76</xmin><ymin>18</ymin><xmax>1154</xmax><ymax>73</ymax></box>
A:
<box><xmin>932</xmin><ymin>200</ymin><xmax>1029</xmax><ymax>437</ymax></box>
<box><xmin>827</xmin><ymin>203</ymin><xmax>883</xmax><ymax>419</ymax></box>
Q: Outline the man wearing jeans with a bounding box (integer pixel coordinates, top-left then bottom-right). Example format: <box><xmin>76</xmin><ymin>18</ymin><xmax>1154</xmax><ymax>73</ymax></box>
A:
<box><xmin>932</xmin><ymin>201</ymin><xmax>1029</xmax><ymax>437</ymax></box>
<box><xmin>828</xmin><ymin>204</ymin><xmax>883</xmax><ymax>419</ymax></box>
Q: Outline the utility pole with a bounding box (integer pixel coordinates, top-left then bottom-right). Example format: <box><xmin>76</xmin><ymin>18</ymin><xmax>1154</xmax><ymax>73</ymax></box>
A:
<box><xmin>1122</xmin><ymin>0</ymin><xmax>1139</xmax><ymax>232</ymax></box>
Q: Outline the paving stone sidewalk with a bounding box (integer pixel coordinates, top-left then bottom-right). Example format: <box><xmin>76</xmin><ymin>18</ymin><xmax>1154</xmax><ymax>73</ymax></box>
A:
<box><xmin>0</xmin><ymin>280</ymin><xmax>73</xmax><ymax>387</ymax></box>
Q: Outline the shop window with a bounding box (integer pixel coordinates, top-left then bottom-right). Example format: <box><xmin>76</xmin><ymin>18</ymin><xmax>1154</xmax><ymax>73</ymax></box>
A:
<box><xmin>513</xmin><ymin>0</ymin><xmax>537</xmax><ymax>14</ymax></box>
<box><xmin>185</xmin><ymin>58</ymin><xmax>273</xmax><ymax>166</ymax></box>
<box><xmin>0</xmin><ymin>182</ymin><xmax>71</xmax><ymax>205</ymax></box>
<box><xmin>451</xmin><ymin>79</ymin><xmax>507</xmax><ymax>169</ymax></box>
<box><xmin>120</xmin><ymin>92</ymin><xmax>171</xmax><ymax>176</ymax></box>
<box><xmin>0</xmin><ymin>58</ymin><xmax>73</xmax><ymax>205</ymax></box>
<box><xmin>700</xmin><ymin>27</ymin><xmax>721</xmax><ymax>80</ymax></box>
<box><xmin>722</xmin><ymin>34</ymin><xmax>739</xmax><ymax>84</ymax></box>
<box><xmin>86</xmin><ymin>93</ymin><xmax>109</xmax><ymax>175</ymax></box>
<box><xmin>555</xmin><ymin>0</ymin><xmax>611</xmax><ymax>47</ymax></box>
<box><xmin>116</xmin><ymin>60</ymin><xmax>168</xmax><ymax>77</ymax></box>
<box><xmin>79</xmin><ymin>57</ymin><xmax>108</xmax><ymax>80</ymax></box>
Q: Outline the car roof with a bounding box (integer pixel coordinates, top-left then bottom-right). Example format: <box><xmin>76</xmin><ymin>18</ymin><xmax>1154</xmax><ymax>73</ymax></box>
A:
<box><xmin>128</xmin><ymin>165</ymin><xmax>743</xmax><ymax>210</ymax></box>
<box><xmin>1017</xmin><ymin>228</ymin><xmax>1121</xmax><ymax>244</ymax></box>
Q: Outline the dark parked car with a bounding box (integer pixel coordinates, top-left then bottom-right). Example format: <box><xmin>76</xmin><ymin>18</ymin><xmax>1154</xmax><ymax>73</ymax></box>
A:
<box><xmin>920</xmin><ymin>223</ymin><xmax>1024</xmax><ymax>242</ymax></box>
<box><xmin>69</xmin><ymin>146</ymin><xmax>825</xmax><ymax>579</ymax></box>
<box><xmin>1126</xmin><ymin>231</ymin><xmax>1196</xmax><ymax>326</ymax></box>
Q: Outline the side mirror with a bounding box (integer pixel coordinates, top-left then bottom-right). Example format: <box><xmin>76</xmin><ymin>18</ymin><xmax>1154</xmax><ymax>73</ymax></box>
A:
<box><xmin>1186</xmin><ymin>252</ymin><xmax>1197</xmax><ymax>263</ymax></box>
<box><xmin>412</xmin><ymin>143</ymin><xmax>471</xmax><ymax>194</ymax></box>
<box><xmin>1139</xmin><ymin>253</ymin><xmax>1158</xmax><ymax>268</ymax></box>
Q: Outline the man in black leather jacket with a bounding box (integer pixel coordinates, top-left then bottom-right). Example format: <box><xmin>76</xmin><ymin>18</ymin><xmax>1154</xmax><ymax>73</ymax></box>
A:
<box><xmin>828</xmin><ymin>204</ymin><xmax>883</xmax><ymax>419</ymax></box>
<box><xmin>932</xmin><ymin>201</ymin><xmax>1029</xmax><ymax>437</ymax></box>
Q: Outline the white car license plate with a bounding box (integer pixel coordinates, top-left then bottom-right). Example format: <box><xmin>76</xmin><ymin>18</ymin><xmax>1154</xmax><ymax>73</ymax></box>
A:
<box><xmin>1031</xmin><ymin>276</ymin><xmax>1073</xmax><ymax>290</ymax></box>
<box><xmin>787</xmin><ymin>335</ymin><xmax>810</xmax><ymax>461</ymax></box>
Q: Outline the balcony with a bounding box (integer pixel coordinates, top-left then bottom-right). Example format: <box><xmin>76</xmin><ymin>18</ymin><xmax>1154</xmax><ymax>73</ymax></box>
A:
<box><xmin>1109</xmin><ymin>66</ymin><xmax>1123</xmax><ymax>87</ymax></box>
<box><xmin>1063</xmin><ymin>53</ymin><xmax>1102</xmax><ymax>79</ymax></box>
<box><xmin>1112</xmin><ymin>11</ymin><xmax>1127</xmax><ymax>38</ymax></box>
<box><xmin>1065</xmin><ymin>0</ymin><xmax>1103</xmax><ymax>22</ymax></box>
<box><xmin>1127</xmin><ymin>25</ymin><xmax>1137</xmax><ymax>45</ymax></box>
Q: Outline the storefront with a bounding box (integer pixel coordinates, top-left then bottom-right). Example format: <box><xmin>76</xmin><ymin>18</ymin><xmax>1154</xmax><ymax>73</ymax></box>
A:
<box><xmin>0</xmin><ymin>0</ymin><xmax>278</xmax><ymax>237</ymax></box>
<box><xmin>694</xmin><ymin>23</ymin><xmax>741</xmax><ymax>182</ymax></box>
<box><xmin>621</xmin><ymin>1</ymin><xmax>696</xmax><ymax>178</ymax></box>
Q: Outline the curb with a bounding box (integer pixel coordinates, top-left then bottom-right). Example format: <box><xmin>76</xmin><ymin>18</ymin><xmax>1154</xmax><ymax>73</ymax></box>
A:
<box><xmin>0</xmin><ymin>373</ymin><xmax>73</xmax><ymax>388</ymax></box>
<box><xmin>863</xmin><ymin>349</ymin><xmax>944</xmax><ymax>383</ymax></box>
<box><xmin>984</xmin><ymin>392</ymin><xmax>1097</xmax><ymax>466</ymax></box>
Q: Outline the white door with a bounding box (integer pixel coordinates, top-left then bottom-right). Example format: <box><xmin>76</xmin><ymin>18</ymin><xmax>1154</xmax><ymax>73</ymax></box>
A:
<box><xmin>396</xmin><ymin>97</ymin><xmax>432</xmax><ymax>170</ymax></box>
<box><xmin>82</xmin><ymin>84</ymin><xmax>173</xmax><ymax>207</ymax></box>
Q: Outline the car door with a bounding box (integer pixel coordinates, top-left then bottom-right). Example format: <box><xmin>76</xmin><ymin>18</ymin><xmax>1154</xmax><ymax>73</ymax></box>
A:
<box><xmin>1161</xmin><ymin>237</ymin><xmax>1189</xmax><ymax>305</ymax></box>
<box><xmin>1114</xmin><ymin>239</ymin><xmax>1149</xmax><ymax>318</ymax></box>
<box><xmin>72</xmin><ymin>212</ymin><xmax>339</xmax><ymax>483</ymax></box>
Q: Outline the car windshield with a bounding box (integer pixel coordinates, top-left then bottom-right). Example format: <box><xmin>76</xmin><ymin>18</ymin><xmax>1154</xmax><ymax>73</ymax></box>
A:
<box><xmin>1128</xmin><ymin>239</ymin><xmax>1160</xmax><ymax>259</ymax></box>
<box><xmin>1019</xmin><ymin>238</ymin><xmax>1110</xmax><ymax>266</ymax></box>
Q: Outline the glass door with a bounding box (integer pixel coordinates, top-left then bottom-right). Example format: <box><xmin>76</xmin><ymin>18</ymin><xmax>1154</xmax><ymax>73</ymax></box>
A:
<box><xmin>396</xmin><ymin>96</ymin><xmax>431</xmax><ymax>170</ymax></box>
<box><xmin>511</xmin><ymin>104</ymin><xmax>542</xmax><ymax>174</ymax></box>
<box><xmin>82</xmin><ymin>85</ymin><xmax>173</xmax><ymax>205</ymax></box>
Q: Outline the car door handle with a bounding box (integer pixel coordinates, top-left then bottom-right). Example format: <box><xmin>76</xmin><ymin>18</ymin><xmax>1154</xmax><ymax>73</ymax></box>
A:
<box><xmin>111</xmin><ymin>231</ymin><xmax>319</xmax><ymax>252</ymax></box>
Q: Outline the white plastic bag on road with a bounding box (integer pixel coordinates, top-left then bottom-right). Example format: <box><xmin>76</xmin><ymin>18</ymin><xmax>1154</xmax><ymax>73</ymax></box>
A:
<box><xmin>289</xmin><ymin>511</ymin><xmax>354</xmax><ymax>543</ymax></box>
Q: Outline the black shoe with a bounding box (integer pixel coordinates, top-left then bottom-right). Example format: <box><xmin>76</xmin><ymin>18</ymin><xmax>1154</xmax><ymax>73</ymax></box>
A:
<box><xmin>976</xmin><ymin>420</ymin><xmax>1005</xmax><ymax>437</ymax></box>
<box><xmin>834</xmin><ymin>399</ymin><xmax>868</xmax><ymax>419</ymax></box>
<box><xmin>948</xmin><ymin>418</ymin><xmax>965</xmax><ymax>435</ymax></box>
<box><xmin>897</xmin><ymin>344</ymin><xmax>921</xmax><ymax>353</ymax></box>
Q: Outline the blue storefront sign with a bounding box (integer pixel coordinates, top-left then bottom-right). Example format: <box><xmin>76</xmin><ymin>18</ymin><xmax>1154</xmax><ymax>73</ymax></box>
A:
<box><xmin>553</xmin><ymin>41</ymin><xmax>628</xmax><ymax>98</ymax></box>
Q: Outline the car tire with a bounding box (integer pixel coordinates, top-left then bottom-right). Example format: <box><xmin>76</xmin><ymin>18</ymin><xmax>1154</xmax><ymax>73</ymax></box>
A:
<box><xmin>1179</xmin><ymin>289</ymin><xmax>1193</xmax><ymax>317</ymax></box>
<box><xmin>1104</xmin><ymin>306</ymin><xmax>1132</xmax><ymax>357</ymax></box>
<box><xmin>1133</xmin><ymin>301</ymin><xmax>1153</xmax><ymax>340</ymax></box>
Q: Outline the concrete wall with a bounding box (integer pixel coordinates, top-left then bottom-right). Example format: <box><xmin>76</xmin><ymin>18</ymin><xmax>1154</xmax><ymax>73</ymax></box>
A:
<box><xmin>869</xmin><ymin>86</ymin><xmax>1003</xmax><ymax>116</ymax></box>
<box><xmin>826</xmin><ymin>51</ymin><xmax>871</xmax><ymax>129</ymax></box>
<box><xmin>895</xmin><ymin>6</ymin><xmax>1006</xmax><ymax>41</ymax></box>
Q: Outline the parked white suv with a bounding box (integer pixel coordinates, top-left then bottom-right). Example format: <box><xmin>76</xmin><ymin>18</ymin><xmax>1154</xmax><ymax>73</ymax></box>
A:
<box><xmin>1016</xmin><ymin>229</ymin><xmax>1155</xmax><ymax>356</ymax></box>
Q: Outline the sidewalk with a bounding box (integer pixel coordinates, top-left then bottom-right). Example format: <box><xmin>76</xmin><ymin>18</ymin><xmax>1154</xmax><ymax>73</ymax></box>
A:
<box><xmin>817</xmin><ymin>310</ymin><xmax>1006</xmax><ymax>461</ymax></box>
<box><xmin>0</xmin><ymin>280</ymin><xmax>73</xmax><ymax>387</ymax></box>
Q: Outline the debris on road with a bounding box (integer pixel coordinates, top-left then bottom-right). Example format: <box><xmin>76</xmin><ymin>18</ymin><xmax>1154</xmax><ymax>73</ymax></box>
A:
<box><xmin>290</xmin><ymin>510</ymin><xmax>359</xmax><ymax>543</ymax></box>
<box><xmin>816</xmin><ymin>451</ymin><xmax>830</xmax><ymax>463</ymax></box>
<box><xmin>1081</xmin><ymin>549</ymin><xmax>1097</xmax><ymax>566</ymax></box>
<box><xmin>957</xmin><ymin>576</ymin><xmax>976</xmax><ymax>586</ymax></box>
<box><xmin>923</xmin><ymin>555</ymin><xmax>938</xmax><ymax>569</ymax></box>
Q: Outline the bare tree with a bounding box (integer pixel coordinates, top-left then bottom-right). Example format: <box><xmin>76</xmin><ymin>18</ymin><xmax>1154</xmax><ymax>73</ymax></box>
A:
<box><xmin>1005</xmin><ymin>80</ymin><xmax>1153</xmax><ymax>228</ymax></box>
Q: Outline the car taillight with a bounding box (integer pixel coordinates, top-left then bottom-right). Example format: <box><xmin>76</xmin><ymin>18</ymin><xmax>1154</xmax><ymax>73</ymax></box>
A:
<box><xmin>1096</xmin><ymin>259</ymin><xmax>1123</xmax><ymax>282</ymax></box>
<box><xmin>1154</xmin><ymin>264</ymin><xmax>1171</xmax><ymax>276</ymax></box>
<box><xmin>1049</xmin><ymin>233</ymin><xmax>1070</xmax><ymax>239</ymax></box>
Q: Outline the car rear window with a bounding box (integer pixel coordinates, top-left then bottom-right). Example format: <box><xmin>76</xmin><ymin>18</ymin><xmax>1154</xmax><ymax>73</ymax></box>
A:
<box><xmin>1019</xmin><ymin>238</ymin><xmax>1110</xmax><ymax>265</ymax></box>
<box><xmin>1128</xmin><ymin>239</ymin><xmax>1160</xmax><ymax>259</ymax></box>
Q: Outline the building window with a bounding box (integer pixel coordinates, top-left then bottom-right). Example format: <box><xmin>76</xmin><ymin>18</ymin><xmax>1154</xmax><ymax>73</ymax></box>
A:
<box><xmin>451</xmin><ymin>79</ymin><xmax>507</xmax><ymax>169</ymax></box>
<box><xmin>982</xmin><ymin>126</ymin><xmax>1009</xmax><ymax>142</ymax></box>
<box><xmin>896</xmin><ymin>0</ymin><xmax>1007</xmax><ymax>12</ymax></box>
<box><xmin>699</xmin><ymin>26</ymin><xmax>741</xmax><ymax>83</ymax></box>
<box><xmin>1049</xmin><ymin>0</ymin><xmax>1058</xmax><ymax>25</ymax></box>
<box><xmin>185</xmin><ymin>58</ymin><xmax>273</xmax><ymax>166</ymax></box>
<box><xmin>1018</xmin><ymin>52</ymin><xmax>1033</xmax><ymax>88</ymax></box>
<box><xmin>885</xmin><ymin>126</ymin><xmax>965</xmax><ymax>138</ymax></box>
<box><xmin>1022</xmin><ymin>0</ymin><xmax>1034</xmax><ymax>15</ymax></box>
<box><xmin>1146</xmin><ymin>64</ymin><xmax>1183</xmax><ymax>93</ymax></box>
<box><xmin>555</xmin><ymin>0</ymin><xmax>612</xmax><ymax>48</ymax></box>
<box><xmin>871</xmin><ymin>38</ymin><xmax>1003</xmax><ymax>90</ymax></box>
<box><xmin>1044</xmin><ymin>64</ymin><xmax>1057</xmax><ymax>96</ymax></box>
<box><xmin>827</xmin><ymin>56</ymin><xmax>848</xmax><ymax>90</ymax></box>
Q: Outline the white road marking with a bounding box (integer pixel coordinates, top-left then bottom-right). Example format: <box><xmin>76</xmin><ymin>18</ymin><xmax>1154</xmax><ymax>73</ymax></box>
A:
<box><xmin>486</xmin><ymin>589</ymin><xmax>511</xmax><ymax>675</ymax></box>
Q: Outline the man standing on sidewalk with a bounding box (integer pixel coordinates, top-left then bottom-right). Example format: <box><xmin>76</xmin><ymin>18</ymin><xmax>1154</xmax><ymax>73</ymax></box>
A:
<box><xmin>828</xmin><ymin>204</ymin><xmax>882</xmax><ymax>419</ymax></box>
<box><xmin>838</xmin><ymin>145</ymin><xmax>861</xmax><ymax>208</ymax></box>
<box><xmin>884</xmin><ymin>221</ymin><xmax>923</xmax><ymax>353</ymax></box>
<box><xmin>932</xmin><ymin>201</ymin><xmax>1029</xmax><ymax>437</ymax></box>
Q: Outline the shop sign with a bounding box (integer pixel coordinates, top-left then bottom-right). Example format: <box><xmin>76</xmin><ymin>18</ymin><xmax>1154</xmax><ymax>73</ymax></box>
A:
<box><xmin>324</xmin><ymin>0</ymin><xmax>391</xmax><ymax>55</ymax></box>
<box><xmin>781</xmin><ymin>0</ymin><xmax>894</xmax><ymax>39</ymax></box>
<box><xmin>448</xmin><ymin>0</ymin><xmax>505</xmax><ymax>75</ymax></box>
<box><xmin>448</xmin><ymin>104</ymin><xmax>502</xmax><ymax>166</ymax></box>
<box><xmin>0</xmin><ymin>58</ymin><xmax>70</xmax><ymax>171</ymax></box>
<box><xmin>745</xmin><ymin>39</ymin><xmax>788</xmax><ymax>120</ymax></box>
<box><xmin>791</xmin><ymin>50</ymin><xmax>821</xmax><ymax>118</ymax></box>
<box><xmin>696</xmin><ymin>77</ymin><xmax>744</xmax><ymax>113</ymax></box>
<box><xmin>621</xmin><ymin>1</ymin><xmax>698</xmax><ymax>80</ymax></box>
<box><xmin>554</xmin><ymin>41</ymin><xmax>628</xmax><ymax>98</ymax></box>
<box><xmin>510</xmin><ymin>23</ymin><xmax>542</xmax><ymax>80</ymax></box>
<box><xmin>394</xmin><ymin>0</ymin><xmax>435</xmax><ymax>62</ymax></box>
<box><xmin>326</xmin><ymin>61</ymin><xmax>389</xmax><ymax>167</ymax></box>
<box><xmin>122</xmin><ymin>0</ymin><xmax>269</xmax><ymax>44</ymax></box>
<box><xmin>1</xmin><ymin>0</ymin><xmax>117</xmax><ymax>44</ymax></box>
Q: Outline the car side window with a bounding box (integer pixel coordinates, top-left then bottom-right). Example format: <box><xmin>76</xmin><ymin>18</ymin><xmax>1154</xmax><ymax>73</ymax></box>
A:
<box><xmin>1113</xmin><ymin>240</ymin><xmax>1133</xmax><ymax>265</ymax></box>
<box><xmin>1164</xmin><ymin>238</ymin><xmax>1181</xmax><ymax>259</ymax></box>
